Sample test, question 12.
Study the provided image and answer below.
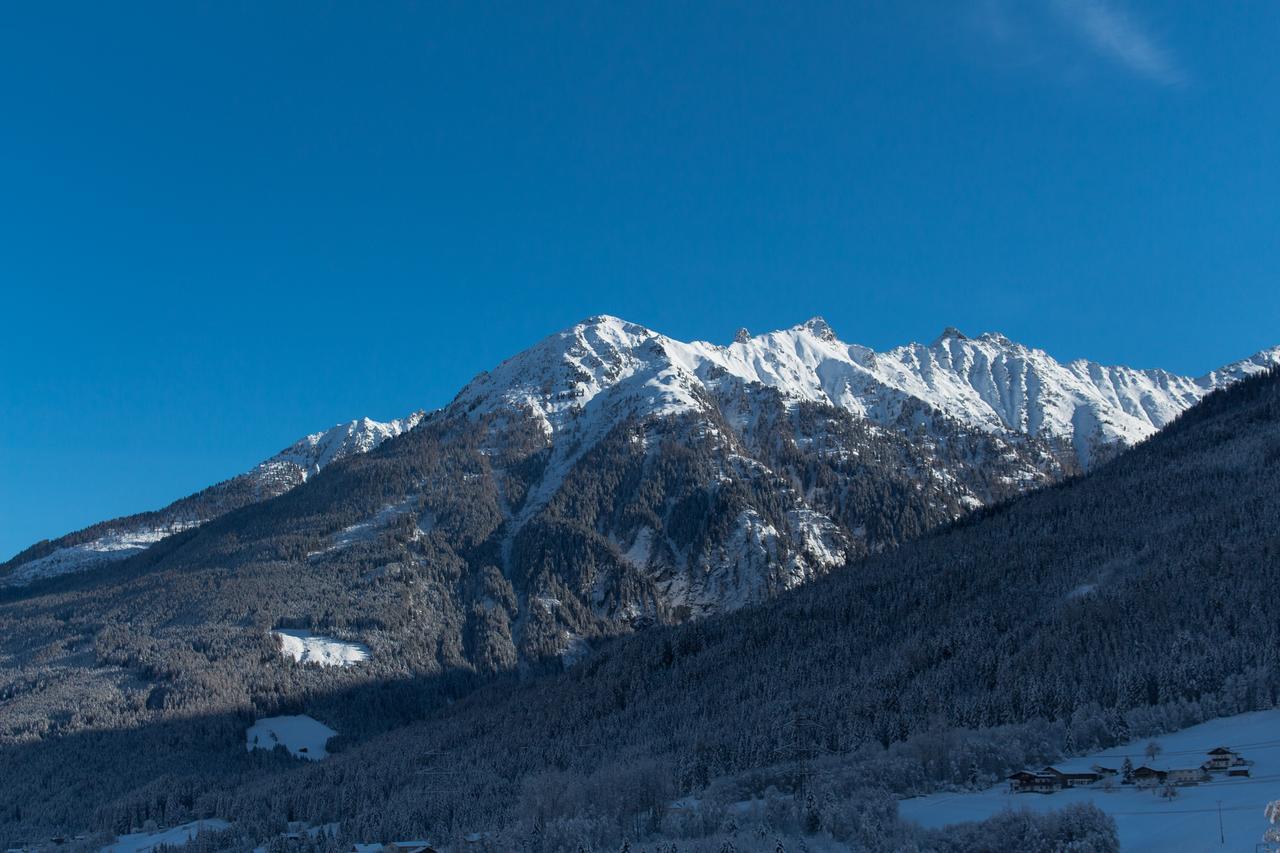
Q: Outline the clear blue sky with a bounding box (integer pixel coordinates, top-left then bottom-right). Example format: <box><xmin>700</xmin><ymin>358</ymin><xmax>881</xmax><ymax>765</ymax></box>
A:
<box><xmin>2</xmin><ymin>2</ymin><xmax>1278</xmax><ymax>558</ymax></box>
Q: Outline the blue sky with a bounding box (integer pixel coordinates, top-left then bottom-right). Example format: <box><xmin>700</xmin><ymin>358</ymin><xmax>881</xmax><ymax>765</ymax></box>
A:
<box><xmin>2</xmin><ymin>2</ymin><xmax>1278</xmax><ymax>558</ymax></box>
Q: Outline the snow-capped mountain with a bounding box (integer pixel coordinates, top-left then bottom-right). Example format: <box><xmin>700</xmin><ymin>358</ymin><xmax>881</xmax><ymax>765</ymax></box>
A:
<box><xmin>6</xmin><ymin>314</ymin><xmax>1274</xmax><ymax>618</ymax></box>
<box><xmin>454</xmin><ymin>314</ymin><xmax>1279</xmax><ymax>469</ymax></box>
<box><xmin>426</xmin><ymin>315</ymin><xmax>1272</xmax><ymax>625</ymax></box>
<box><xmin>1</xmin><ymin>413</ymin><xmax>423</xmax><ymax>586</ymax></box>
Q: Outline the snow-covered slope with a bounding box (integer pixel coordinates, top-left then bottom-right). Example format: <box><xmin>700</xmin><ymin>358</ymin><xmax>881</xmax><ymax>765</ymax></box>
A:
<box><xmin>2</xmin><ymin>414</ymin><xmax>423</xmax><ymax>586</ymax></box>
<box><xmin>453</xmin><ymin>315</ymin><xmax>1278</xmax><ymax>469</ymax></box>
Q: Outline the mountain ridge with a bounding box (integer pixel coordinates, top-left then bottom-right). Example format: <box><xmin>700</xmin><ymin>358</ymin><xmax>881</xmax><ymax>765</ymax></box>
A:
<box><xmin>0</xmin><ymin>412</ymin><xmax>423</xmax><ymax>585</ymax></box>
<box><xmin>5</xmin><ymin>315</ymin><xmax>1275</xmax><ymax>590</ymax></box>
<box><xmin>451</xmin><ymin>313</ymin><xmax>1279</xmax><ymax>467</ymax></box>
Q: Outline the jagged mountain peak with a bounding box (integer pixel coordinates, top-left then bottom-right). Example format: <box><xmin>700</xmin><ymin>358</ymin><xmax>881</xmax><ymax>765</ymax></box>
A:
<box><xmin>933</xmin><ymin>326</ymin><xmax>969</xmax><ymax>344</ymax></box>
<box><xmin>454</xmin><ymin>315</ymin><xmax>1279</xmax><ymax>472</ymax></box>
<box><xmin>797</xmin><ymin>316</ymin><xmax>838</xmax><ymax>341</ymax></box>
<box><xmin>269</xmin><ymin>411</ymin><xmax>426</xmax><ymax>478</ymax></box>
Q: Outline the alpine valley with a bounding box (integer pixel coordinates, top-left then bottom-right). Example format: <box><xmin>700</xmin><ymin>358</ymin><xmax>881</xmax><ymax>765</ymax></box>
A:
<box><xmin>1</xmin><ymin>317</ymin><xmax>1278</xmax><ymax>851</ymax></box>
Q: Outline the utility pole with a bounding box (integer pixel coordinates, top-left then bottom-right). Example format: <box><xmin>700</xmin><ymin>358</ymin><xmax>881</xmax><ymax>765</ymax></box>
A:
<box><xmin>1218</xmin><ymin>799</ymin><xmax>1224</xmax><ymax>845</ymax></box>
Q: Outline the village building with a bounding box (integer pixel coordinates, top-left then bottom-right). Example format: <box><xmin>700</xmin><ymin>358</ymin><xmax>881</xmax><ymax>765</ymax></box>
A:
<box><xmin>1045</xmin><ymin>765</ymin><xmax>1104</xmax><ymax>787</ymax></box>
<box><xmin>1203</xmin><ymin>746</ymin><xmax>1250</xmax><ymax>772</ymax></box>
<box><xmin>1130</xmin><ymin>765</ymin><xmax>1208</xmax><ymax>786</ymax></box>
<box><xmin>1166</xmin><ymin>767</ymin><xmax>1209</xmax><ymax>785</ymax></box>
<box><xmin>1011</xmin><ymin>745</ymin><xmax>1252</xmax><ymax>795</ymax></box>
<box><xmin>1009</xmin><ymin>765</ymin><xmax>1104</xmax><ymax>792</ymax></box>
<box><xmin>1008</xmin><ymin>770</ymin><xmax>1064</xmax><ymax>793</ymax></box>
<box><xmin>1130</xmin><ymin>765</ymin><xmax>1167</xmax><ymax>785</ymax></box>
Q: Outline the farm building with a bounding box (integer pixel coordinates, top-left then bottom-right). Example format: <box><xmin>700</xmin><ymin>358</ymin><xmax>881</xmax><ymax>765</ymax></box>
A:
<box><xmin>1008</xmin><ymin>770</ymin><xmax>1065</xmax><ymax>793</ymax></box>
<box><xmin>1203</xmin><ymin>746</ymin><xmax>1251</xmax><ymax>772</ymax></box>
<box><xmin>1010</xmin><ymin>745</ymin><xmax>1251</xmax><ymax>795</ymax></box>
<box><xmin>1009</xmin><ymin>766</ymin><xmax>1104</xmax><ymax>792</ymax></box>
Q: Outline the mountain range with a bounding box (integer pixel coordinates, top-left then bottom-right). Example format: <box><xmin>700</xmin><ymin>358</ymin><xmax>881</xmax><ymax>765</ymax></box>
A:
<box><xmin>5</xmin><ymin>316</ymin><xmax>1275</xmax><ymax>613</ymax></box>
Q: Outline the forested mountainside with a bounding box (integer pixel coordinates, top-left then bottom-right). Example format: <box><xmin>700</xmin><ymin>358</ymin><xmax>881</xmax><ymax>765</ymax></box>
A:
<box><xmin>207</xmin><ymin>365</ymin><xmax>1278</xmax><ymax>849</ymax></box>
<box><xmin>0</xmin><ymin>348</ymin><xmax>1062</xmax><ymax>750</ymax></box>
<box><xmin>0</xmin><ymin>413</ymin><xmax>422</xmax><ymax>586</ymax></box>
<box><xmin>1</xmin><ymin>361</ymin><xmax>1276</xmax><ymax>849</ymax></box>
<box><xmin>7</xmin><ymin>316</ymin><xmax>1275</xmax><ymax>594</ymax></box>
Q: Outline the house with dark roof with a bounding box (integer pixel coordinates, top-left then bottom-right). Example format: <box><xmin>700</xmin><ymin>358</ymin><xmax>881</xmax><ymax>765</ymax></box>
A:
<box><xmin>1007</xmin><ymin>770</ymin><xmax>1064</xmax><ymax>793</ymax></box>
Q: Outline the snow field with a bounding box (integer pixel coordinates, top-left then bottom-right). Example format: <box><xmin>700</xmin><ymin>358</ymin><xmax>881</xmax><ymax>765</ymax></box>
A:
<box><xmin>246</xmin><ymin>715</ymin><xmax>337</xmax><ymax>760</ymax></box>
<box><xmin>272</xmin><ymin>629</ymin><xmax>370</xmax><ymax>666</ymax></box>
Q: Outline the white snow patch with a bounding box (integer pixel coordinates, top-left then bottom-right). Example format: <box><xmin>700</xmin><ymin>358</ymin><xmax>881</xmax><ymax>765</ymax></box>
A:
<box><xmin>101</xmin><ymin>819</ymin><xmax>232</xmax><ymax>853</ymax></box>
<box><xmin>246</xmin><ymin>715</ymin><xmax>336</xmax><ymax>760</ymax></box>
<box><xmin>899</xmin><ymin>708</ymin><xmax>1280</xmax><ymax>852</ymax></box>
<box><xmin>272</xmin><ymin>630</ymin><xmax>369</xmax><ymax>667</ymax></box>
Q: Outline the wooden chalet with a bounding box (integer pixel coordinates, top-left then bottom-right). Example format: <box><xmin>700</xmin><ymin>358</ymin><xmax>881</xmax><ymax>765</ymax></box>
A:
<box><xmin>1131</xmin><ymin>765</ymin><xmax>1208</xmax><ymax>786</ymax></box>
<box><xmin>1045</xmin><ymin>766</ymin><xmax>1103</xmax><ymax>787</ymax></box>
<box><xmin>1008</xmin><ymin>770</ymin><xmax>1063</xmax><ymax>793</ymax></box>
<box><xmin>1203</xmin><ymin>746</ymin><xmax>1249</xmax><ymax>772</ymax></box>
<box><xmin>1009</xmin><ymin>765</ymin><xmax>1103</xmax><ymax>793</ymax></box>
<box><xmin>1130</xmin><ymin>765</ymin><xmax>1166</xmax><ymax>784</ymax></box>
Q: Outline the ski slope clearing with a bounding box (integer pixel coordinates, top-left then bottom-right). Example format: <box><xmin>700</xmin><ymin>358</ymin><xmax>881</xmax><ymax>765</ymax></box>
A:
<box><xmin>245</xmin><ymin>715</ymin><xmax>336</xmax><ymax>760</ymax></box>
<box><xmin>272</xmin><ymin>629</ymin><xmax>370</xmax><ymax>666</ymax></box>
<box><xmin>900</xmin><ymin>709</ymin><xmax>1280</xmax><ymax>851</ymax></box>
<box><xmin>101</xmin><ymin>818</ymin><xmax>231</xmax><ymax>852</ymax></box>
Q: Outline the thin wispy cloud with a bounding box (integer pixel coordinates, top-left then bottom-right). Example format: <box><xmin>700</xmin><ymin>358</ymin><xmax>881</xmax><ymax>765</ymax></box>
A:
<box><xmin>1053</xmin><ymin>0</ymin><xmax>1185</xmax><ymax>86</ymax></box>
<box><xmin>969</xmin><ymin>0</ymin><xmax>1187</xmax><ymax>88</ymax></box>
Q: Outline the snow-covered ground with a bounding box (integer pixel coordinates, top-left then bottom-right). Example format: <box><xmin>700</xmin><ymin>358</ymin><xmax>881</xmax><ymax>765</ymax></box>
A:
<box><xmin>900</xmin><ymin>709</ymin><xmax>1280</xmax><ymax>851</ymax></box>
<box><xmin>245</xmin><ymin>715</ymin><xmax>337</xmax><ymax>760</ymax></box>
<box><xmin>4</xmin><ymin>522</ymin><xmax>202</xmax><ymax>586</ymax></box>
<box><xmin>272</xmin><ymin>629</ymin><xmax>370</xmax><ymax>666</ymax></box>
<box><xmin>101</xmin><ymin>819</ymin><xmax>231</xmax><ymax>852</ymax></box>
